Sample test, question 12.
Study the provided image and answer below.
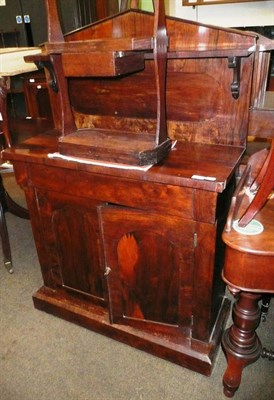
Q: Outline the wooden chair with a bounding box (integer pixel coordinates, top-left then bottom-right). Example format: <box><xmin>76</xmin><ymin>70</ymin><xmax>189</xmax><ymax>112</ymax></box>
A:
<box><xmin>221</xmin><ymin>138</ymin><xmax>274</xmax><ymax>397</ymax></box>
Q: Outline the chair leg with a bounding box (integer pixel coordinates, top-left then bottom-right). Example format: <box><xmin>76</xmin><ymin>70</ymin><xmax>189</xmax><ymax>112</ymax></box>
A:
<box><xmin>222</xmin><ymin>292</ymin><xmax>262</xmax><ymax>397</ymax></box>
<box><xmin>0</xmin><ymin>201</ymin><xmax>13</xmax><ymax>273</ymax></box>
<box><xmin>261</xmin><ymin>348</ymin><xmax>274</xmax><ymax>361</ymax></box>
<box><xmin>261</xmin><ymin>295</ymin><xmax>274</xmax><ymax>362</ymax></box>
<box><xmin>261</xmin><ymin>295</ymin><xmax>271</xmax><ymax>322</ymax></box>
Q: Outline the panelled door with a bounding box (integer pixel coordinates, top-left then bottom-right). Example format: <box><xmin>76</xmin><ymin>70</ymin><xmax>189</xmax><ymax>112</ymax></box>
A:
<box><xmin>100</xmin><ymin>205</ymin><xmax>197</xmax><ymax>332</ymax></box>
<box><xmin>34</xmin><ymin>188</ymin><xmax>107</xmax><ymax>304</ymax></box>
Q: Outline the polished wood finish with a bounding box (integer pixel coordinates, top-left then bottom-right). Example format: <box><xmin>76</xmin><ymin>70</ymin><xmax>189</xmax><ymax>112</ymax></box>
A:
<box><xmin>36</xmin><ymin>0</ymin><xmax>172</xmax><ymax>166</ymax></box>
<box><xmin>222</xmin><ymin>198</ymin><xmax>274</xmax><ymax>397</ymax></box>
<box><xmin>3</xmin><ymin>0</ymin><xmax>274</xmax><ymax>377</ymax></box>
<box><xmin>95</xmin><ymin>0</ymin><xmax>119</xmax><ymax>20</ymax></box>
<box><xmin>222</xmin><ymin>292</ymin><xmax>262</xmax><ymax>398</ymax></box>
<box><xmin>4</xmin><ymin>135</ymin><xmax>237</xmax><ymax>375</ymax></box>
<box><xmin>24</xmin><ymin>1</ymin><xmax>262</xmax><ymax>165</ymax></box>
<box><xmin>45</xmin><ymin>0</ymin><xmax>64</xmax><ymax>43</ymax></box>
<box><xmin>221</xmin><ymin>84</ymin><xmax>274</xmax><ymax>397</ymax></box>
<box><xmin>238</xmin><ymin>141</ymin><xmax>274</xmax><ymax>226</ymax></box>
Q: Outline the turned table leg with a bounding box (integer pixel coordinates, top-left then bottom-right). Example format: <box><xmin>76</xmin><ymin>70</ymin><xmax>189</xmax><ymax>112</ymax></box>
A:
<box><xmin>222</xmin><ymin>291</ymin><xmax>262</xmax><ymax>397</ymax></box>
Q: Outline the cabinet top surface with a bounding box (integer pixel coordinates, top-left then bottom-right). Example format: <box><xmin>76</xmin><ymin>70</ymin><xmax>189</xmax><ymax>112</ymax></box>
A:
<box><xmin>3</xmin><ymin>133</ymin><xmax>244</xmax><ymax>193</ymax></box>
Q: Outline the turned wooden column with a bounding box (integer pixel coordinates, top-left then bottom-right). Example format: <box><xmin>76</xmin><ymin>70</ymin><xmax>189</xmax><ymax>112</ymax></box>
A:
<box><xmin>222</xmin><ymin>290</ymin><xmax>262</xmax><ymax>397</ymax></box>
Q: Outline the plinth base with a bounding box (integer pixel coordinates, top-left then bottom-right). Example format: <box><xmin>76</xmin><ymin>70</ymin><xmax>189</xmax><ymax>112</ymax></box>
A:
<box><xmin>33</xmin><ymin>285</ymin><xmax>230</xmax><ymax>376</ymax></box>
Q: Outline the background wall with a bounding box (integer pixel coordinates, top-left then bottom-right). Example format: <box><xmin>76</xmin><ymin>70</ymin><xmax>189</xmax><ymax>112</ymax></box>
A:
<box><xmin>169</xmin><ymin>0</ymin><xmax>274</xmax><ymax>27</ymax></box>
<box><xmin>140</xmin><ymin>0</ymin><xmax>274</xmax><ymax>27</ymax></box>
<box><xmin>140</xmin><ymin>0</ymin><xmax>170</xmax><ymax>11</ymax></box>
<box><xmin>0</xmin><ymin>0</ymin><xmax>47</xmax><ymax>46</ymax></box>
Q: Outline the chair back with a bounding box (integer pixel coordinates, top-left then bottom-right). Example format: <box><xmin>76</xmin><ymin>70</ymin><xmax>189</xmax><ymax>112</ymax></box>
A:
<box><xmin>225</xmin><ymin>136</ymin><xmax>274</xmax><ymax>232</ymax></box>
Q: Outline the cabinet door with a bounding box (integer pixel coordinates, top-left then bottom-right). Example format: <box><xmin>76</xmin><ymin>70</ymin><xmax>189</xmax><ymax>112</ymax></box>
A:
<box><xmin>35</xmin><ymin>189</ymin><xmax>106</xmax><ymax>304</ymax></box>
<box><xmin>100</xmin><ymin>206</ymin><xmax>196</xmax><ymax>330</ymax></box>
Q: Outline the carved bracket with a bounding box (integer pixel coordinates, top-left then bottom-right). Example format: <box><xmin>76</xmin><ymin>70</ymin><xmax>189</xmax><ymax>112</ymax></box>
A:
<box><xmin>228</xmin><ymin>56</ymin><xmax>241</xmax><ymax>100</ymax></box>
<box><xmin>37</xmin><ymin>60</ymin><xmax>58</xmax><ymax>93</ymax></box>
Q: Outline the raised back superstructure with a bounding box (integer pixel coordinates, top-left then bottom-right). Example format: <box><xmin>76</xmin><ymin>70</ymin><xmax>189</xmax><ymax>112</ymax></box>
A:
<box><xmin>23</xmin><ymin>0</ymin><xmax>274</xmax><ymax>166</ymax></box>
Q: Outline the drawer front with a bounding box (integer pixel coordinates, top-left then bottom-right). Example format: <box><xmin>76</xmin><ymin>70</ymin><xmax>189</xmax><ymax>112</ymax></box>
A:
<box><xmin>28</xmin><ymin>164</ymin><xmax>196</xmax><ymax>219</ymax></box>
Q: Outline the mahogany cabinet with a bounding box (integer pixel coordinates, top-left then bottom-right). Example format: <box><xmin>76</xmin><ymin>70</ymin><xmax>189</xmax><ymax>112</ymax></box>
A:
<box><xmin>3</xmin><ymin>1</ymin><xmax>272</xmax><ymax>378</ymax></box>
<box><xmin>4</xmin><ymin>138</ymin><xmax>242</xmax><ymax>376</ymax></box>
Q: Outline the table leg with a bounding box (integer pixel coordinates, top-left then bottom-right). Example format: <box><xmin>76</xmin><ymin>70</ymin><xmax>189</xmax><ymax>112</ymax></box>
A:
<box><xmin>222</xmin><ymin>292</ymin><xmax>262</xmax><ymax>397</ymax></box>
